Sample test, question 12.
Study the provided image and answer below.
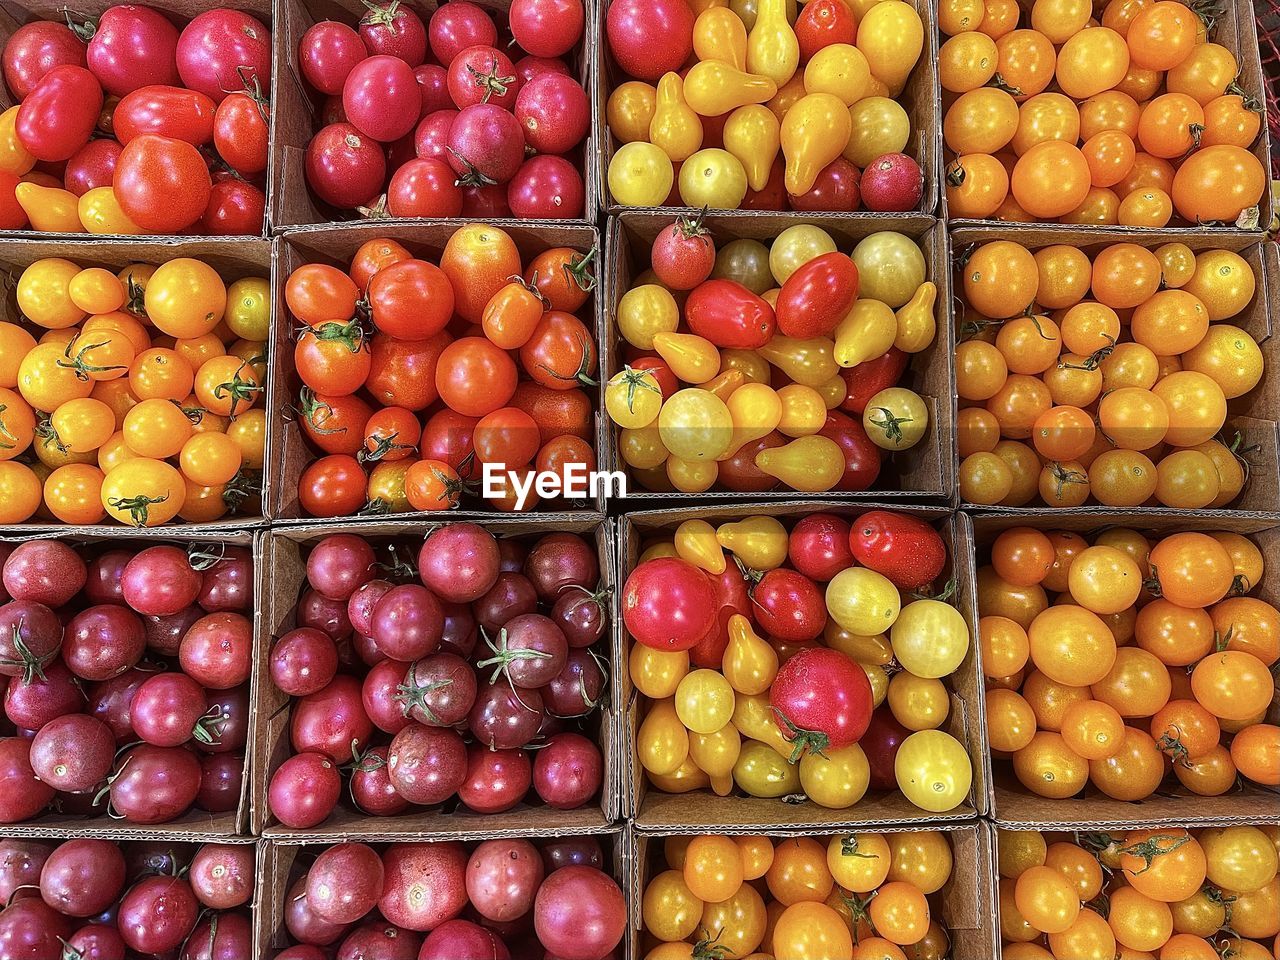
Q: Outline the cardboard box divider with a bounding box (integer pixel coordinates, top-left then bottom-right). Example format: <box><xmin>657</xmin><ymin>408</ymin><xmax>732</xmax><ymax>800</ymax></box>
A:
<box><xmin>267</xmin><ymin>220</ymin><xmax>608</xmax><ymax>521</ymax></box>
<box><xmin>0</xmin><ymin>526</ymin><xmax>264</xmax><ymax>839</ymax></box>
<box><xmin>602</xmin><ymin>212</ymin><xmax>957</xmax><ymax>504</ymax></box>
<box><xmin>615</xmin><ymin>501</ymin><xmax>991</xmax><ymax>829</ymax></box>
<box><xmin>971</xmin><ymin>508</ymin><xmax>1280</xmax><ymax>831</ymax></box>
<box><xmin>249</xmin><ymin>515</ymin><xmax>622</xmax><ymax>839</ymax></box>
<box><xmin>269</xmin><ymin>0</ymin><xmax>601</xmax><ymax>230</ymax></box>
<box><xmin>949</xmin><ymin>223</ymin><xmax>1280</xmax><ymax>514</ymax></box>
<box><xmin>938</xmin><ymin>0</ymin><xmax>1275</xmax><ymax>234</ymax></box>
<box><xmin>255</xmin><ymin>826</ymin><xmax>626</xmax><ymax>959</ymax></box>
<box><xmin>0</xmin><ymin>0</ymin><xmax>274</xmax><ymax>239</ymax></box>
<box><xmin>593</xmin><ymin>0</ymin><xmax>942</xmax><ymax>217</ymax></box>
<box><xmin>626</xmin><ymin>820</ymin><xmax>999</xmax><ymax>960</ymax></box>
<box><xmin>0</xmin><ymin>235</ymin><xmax>277</xmax><ymax>528</ymax></box>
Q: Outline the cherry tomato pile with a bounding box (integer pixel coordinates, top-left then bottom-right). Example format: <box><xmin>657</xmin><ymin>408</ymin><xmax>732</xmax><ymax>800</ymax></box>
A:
<box><xmin>0</xmin><ymin>838</ymin><xmax>255</xmax><ymax>957</ymax></box>
<box><xmin>0</xmin><ymin>255</ymin><xmax>268</xmax><ymax>526</ymax></box>
<box><xmin>625</xmin><ymin>510</ymin><xmax>974</xmax><ymax>813</ymax></box>
<box><xmin>297</xmin><ymin>0</ymin><xmax>590</xmax><ymax>219</ymax></box>
<box><xmin>981</xmin><ymin>526</ymin><xmax>1279</xmax><ymax>801</ymax></box>
<box><xmin>940</xmin><ymin>0</ymin><xmax>1268</xmax><ymax>226</ymax></box>
<box><xmin>0</xmin><ymin>6</ymin><xmax>271</xmax><ymax>235</ymax></box>
<box><xmin>956</xmin><ymin>239</ymin><xmax>1265</xmax><ymax>508</ymax></box>
<box><xmin>609</xmin><ymin>220</ymin><xmax>940</xmax><ymax>494</ymax></box>
<box><xmin>997</xmin><ymin>826</ymin><xmax>1280</xmax><ymax>959</ymax></box>
<box><xmin>0</xmin><ymin>538</ymin><xmax>252</xmax><ymax>826</ymax></box>
<box><xmin>605</xmin><ymin>0</ymin><xmax>927</xmax><ymax>210</ymax></box>
<box><xmin>266</xmin><ymin>526</ymin><xmax>609</xmax><ymax>830</ymax></box>
<box><xmin>286</xmin><ymin>226</ymin><xmax>600</xmax><ymax>515</ymax></box>
<box><xmin>640</xmin><ymin>831</ymin><xmax>956</xmax><ymax>959</ymax></box>
<box><xmin>271</xmin><ymin>838</ymin><xmax>624</xmax><ymax>959</ymax></box>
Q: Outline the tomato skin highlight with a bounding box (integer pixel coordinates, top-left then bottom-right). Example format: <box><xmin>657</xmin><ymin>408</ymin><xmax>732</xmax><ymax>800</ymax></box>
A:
<box><xmin>775</xmin><ymin>252</ymin><xmax>860</xmax><ymax>339</ymax></box>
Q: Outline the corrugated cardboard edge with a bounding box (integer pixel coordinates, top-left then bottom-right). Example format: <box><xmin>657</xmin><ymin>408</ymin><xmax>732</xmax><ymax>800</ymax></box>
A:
<box><xmin>939</xmin><ymin>0</ymin><xmax>1274</xmax><ymax>233</ymax></box>
<box><xmin>615</xmin><ymin>501</ymin><xmax>991</xmax><ymax>831</ymax></box>
<box><xmin>0</xmin><ymin>234</ymin><xmax>278</xmax><ymax>527</ymax></box>
<box><xmin>594</xmin><ymin>0</ymin><xmax>942</xmax><ymax>216</ymax></box>
<box><xmin>0</xmin><ymin>0</ymin><xmax>273</xmax><ymax>240</ymax></box>
<box><xmin>267</xmin><ymin>220</ymin><xmax>607</xmax><ymax>520</ymax></box>
<box><xmin>970</xmin><ymin>507</ymin><xmax>1280</xmax><ymax>829</ymax></box>
<box><xmin>269</xmin><ymin>0</ymin><xmax>600</xmax><ymax>230</ymax></box>
<box><xmin>601</xmin><ymin>212</ymin><xmax>958</xmax><ymax>505</ymax></box>
<box><xmin>950</xmin><ymin>223</ymin><xmax>1280</xmax><ymax>514</ymax></box>
<box><xmin>0</xmin><ymin>526</ymin><xmax>262</xmax><ymax>838</ymax></box>
<box><xmin>627</xmin><ymin>820</ymin><xmax>998</xmax><ymax>960</ymax></box>
<box><xmin>248</xmin><ymin>514</ymin><xmax>621</xmax><ymax>837</ymax></box>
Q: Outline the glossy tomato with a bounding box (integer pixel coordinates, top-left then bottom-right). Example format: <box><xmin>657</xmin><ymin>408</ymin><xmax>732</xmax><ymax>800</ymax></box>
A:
<box><xmin>770</xmin><ymin>647</ymin><xmax>873</xmax><ymax>758</ymax></box>
<box><xmin>685</xmin><ymin>279</ymin><xmax>777</xmax><ymax>349</ymax></box>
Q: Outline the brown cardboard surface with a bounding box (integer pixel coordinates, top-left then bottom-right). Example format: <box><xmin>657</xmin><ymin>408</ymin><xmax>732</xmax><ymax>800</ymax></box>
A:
<box><xmin>595</xmin><ymin>0</ymin><xmax>942</xmax><ymax>216</ymax></box>
<box><xmin>970</xmin><ymin>509</ymin><xmax>1280</xmax><ymax>830</ymax></box>
<box><xmin>249</xmin><ymin>515</ymin><xmax>622</xmax><ymax>837</ymax></box>
<box><xmin>603</xmin><ymin>212</ymin><xmax>957</xmax><ymax>504</ymax></box>
<box><xmin>940</xmin><ymin>0</ymin><xmax>1274</xmax><ymax>234</ymax></box>
<box><xmin>256</xmin><ymin>827</ymin><xmax>625</xmax><ymax>959</ymax></box>
<box><xmin>0</xmin><ymin>0</ymin><xmax>273</xmax><ymax>239</ymax></box>
<box><xmin>617</xmin><ymin>501</ymin><xmax>990</xmax><ymax>829</ymax></box>
<box><xmin>270</xmin><ymin>0</ymin><xmax>600</xmax><ymax>229</ymax></box>
<box><xmin>268</xmin><ymin>220</ymin><xmax>606</xmax><ymax>520</ymax></box>
<box><xmin>0</xmin><ymin>527</ymin><xmax>261</xmax><ymax>838</ymax></box>
<box><xmin>0</xmin><ymin>235</ymin><xmax>276</xmax><ymax>528</ymax></box>
<box><xmin>627</xmin><ymin>821</ymin><xmax>998</xmax><ymax>960</ymax></box>
<box><xmin>950</xmin><ymin>225</ymin><xmax>1280</xmax><ymax>514</ymax></box>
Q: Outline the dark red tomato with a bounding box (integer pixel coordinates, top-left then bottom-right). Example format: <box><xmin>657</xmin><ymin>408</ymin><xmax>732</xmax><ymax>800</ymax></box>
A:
<box><xmin>532</xmin><ymin>732</ymin><xmax>601</xmax><ymax>809</ymax></box>
<box><xmin>85</xmin><ymin>5</ymin><xmax>179</xmax><ymax>96</ymax></box>
<box><xmin>413</xmin><ymin>108</ymin><xmax>456</xmax><ymax>162</ymax></box>
<box><xmin>299</xmin><ymin>391</ymin><xmax>373</xmax><ymax>456</ymax></box>
<box><xmin>770</xmin><ymin>647</ymin><xmax>872</xmax><ymax>756</ymax></box>
<box><xmin>62</xmin><ymin>923</ymin><xmax>127</xmax><ymax>960</ymax></box>
<box><xmin>360</xmin><ymin>1</ymin><xmax>427</xmax><ymax>66</ymax></box>
<box><xmin>508</xmin><ymin>155</ymin><xmax>585</xmax><ymax>219</ymax></box>
<box><xmin>386</xmin><ymin>156</ymin><xmax>463</xmax><ymax>218</ymax></box>
<box><xmin>320</xmin><ymin>94</ymin><xmax>347</xmax><ymax>125</ymax></box>
<box><xmin>742</xmin><ymin>156</ymin><xmax>787</xmax><ymax>209</ymax></box>
<box><xmin>15</xmin><ymin>65</ymin><xmax>102</xmax><ymax>162</ymax></box>
<box><xmin>298</xmin><ymin>21</ymin><xmax>367</xmax><ymax>95</ymax></box>
<box><xmin>367</xmin><ymin>259</ymin><xmax>454</xmax><ymax>340</ymax></box>
<box><xmin>789</xmin><ymin>157</ymin><xmax>861</xmax><ymax>211</ymax></box>
<box><xmin>429</xmin><ymin>2</ymin><xmax>497</xmax><ymax>64</ymax></box>
<box><xmin>510</xmin><ymin>0</ymin><xmax>584</xmax><ymax>56</ymax></box>
<box><xmin>115</xmin><ymin>133</ymin><xmax>210</xmax><ymax>232</ymax></box>
<box><xmin>861</xmin><ymin>153</ymin><xmax>923</xmax><ymax>212</ymax></box>
<box><xmin>180</xmin><ymin>612</ymin><xmax>253</xmax><ymax>688</ymax></box>
<box><xmin>214</xmin><ymin>91</ymin><xmax>269</xmax><ymax>174</ymax></box>
<box><xmin>838</xmin><ymin>348</ymin><xmax>908</xmax><ymax>414</ymax></box>
<box><xmin>514</xmin><ymin>53</ymin><xmax>570</xmax><ymax>86</ymax></box>
<box><xmin>306</xmin><ymin>122</ymin><xmax>387</xmax><ymax>209</ymax></box>
<box><xmin>447</xmin><ymin>102</ymin><xmax>524</xmax><ymax>184</ymax></box>
<box><xmin>87</xmin><ymin>667</ymin><xmax>147</xmax><ymax>744</ymax></box>
<box><xmin>534</xmin><ymin>866</ymin><xmax>626</xmax><ymax>960</ymax></box>
<box><xmin>752</xmin><ymin>568</ymin><xmax>825</xmax><ymax>642</ymax></box>
<box><xmin>862</xmin><ymin>704</ymin><xmax>911</xmax><ymax>790</ymax></box>
<box><xmin>651</xmin><ymin>216</ymin><xmax>716</xmax><ymax>290</ymax></box>
<box><xmin>387</xmin><ymin>723</ymin><xmax>467</xmax><ymax>803</ymax></box>
<box><xmin>623</xmin><ymin>557</ymin><xmax>718</xmax><ymax>651</ymax></box>
<box><xmin>175</xmin><ymin>10</ymin><xmax>272</xmax><ymax>104</ymax></box>
<box><xmin>775</xmin><ymin>252</ymin><xmax>859</xmax><ymax>338</ymax></box>
<box><xmin>606</xmin><ymin>0</ymin><xmax>693</xmax><ymax>81</ymax></box>
<box><xmin>38</xmin><ymin>838</ymin><xmax>125</xmax><ymax>918</ymax></box>
<box><xmin>380</xmin><ymin>842</ymin><xmax>468</xmax><ymax>932</ymax></box>
<box><xmin>114</xmin><ymin>84</ymin><xmax>215</xmax><ymax>145</ymax></box>
<box><xmin>307</xmin><ymin>843</ymin><xmax>384</xmax><ymax>925</ymax></box>
<box><xmin>457</xmin><ymin>745</ymin><xmax>530</xmax><ymax>814</ymax></box>
<box><xmin>794</xmin><ymin>0</ymin><xmax>857</xmax><ymax>61</ymax></box>
<box><xmin>414</xmin><ymin>63</ymin><xmax>451</xmax><ymax>115</ymax></box>
<box><xmin>0</xmin><ymin>839</ymin><xmax>50</xmax><ymax>902</ymax></box>
<box><xmin>3</xmin><ymin>21</ymin><xmax>85</xmax><ymax>100</ymax></box>
<box><xmin>420</xmin><ymin>920</ymin><xmax>510</xmax><ymax>960</ymax></box>
<box><xmin>63</xmin><ymin>138</ymin><xmax>120</xmax><ymax>196</ymax></box>
<box><xmin>0</xmin><ymin>173</ymin><xmax>25</xmax><ymax>229</ymax></box>
<box><xmin>0</xmin><ymin>898</ymin><xmax>71</xmax><ymax>958</ymax></box>
<box><xmin>201</xmin><ymin>179</ymin><xmax>266</xmax><ymax>235</ymax></box>
<box><xmin>370</xmin><ymin>332</ymin><xmax>452</xmax><ymax>411</ymax></box>
<box><xmin>421</xmin><ymin>408</ymin><xmax>480</xmax><ymax>480</ymax></box>
<box><xmin>183</xmin><ymin>911</ymin><xmax>252</xmax><ymax>960</ymax></box>
<box><xmin>819</xmin><ymin>411</ymin><xmax>883</xmax><ymax>491</ymax></box>
<box><xmin>788</xmin><ymin>513</ymin><xmax>854</xmax><ymax>582</ymax></box>
<box><xmin>283</xmin><ymin>875</ymin><xmax>349</xmax><ymax>945</ymax></box>
<box><xmin>350</xmin><ymin>743</ymin><xmax>409</xmax><ymax>816</ymax></box>
<box><xmin>447</xmin><ymin>44</ymin><xmax>518</xmax><ymax>110</ymax></box>
<box><xmin>29</xmin><ymin>714</ymin><xmax>114</xmax><ymax>791</ymax></box>
<box><xmin>461</xmin><ymin>182</ymin><xmax>511</xmax><ymax>217</ymax></box>
<box><xmin>0</xmin><ymin>737</ymin><xmax>54</xmax><ymax>822</ymax></box>
<box><xmin>292</xmin><ymin>674</ymin><xmax>373</xmax><ymax>763</ymax></box>
<box><xmin>118</xmin><ymin>875</ymin><xmax>199</xmax><ymax>953</ymax></box>
<box><xmin>515</xmin><ymin>73</ymin><xmax>588</xmax><ymax>153</ymax></box>
<box><xmin>109</xmin><ymin>744</ymin><xmax>201</xmax><ymax>824</ymax></box>
<box><xmin>299</xmin><ymin>454</ymin><xmax>367</xmax><ymax>518</ymax></box>
<box><xmin>343</xmin><ymin>55</ymin><xmax>419</xmax><ymax>143</ymax></box>
<box><xmin>2</xmin><ymin>540</ymin><xmax>84</xmax><ymax>604</ymax></box>
<box><xmin>849</xmin><ymin>510</ymin><xmax>946</xmax><ymax>590</ymax></box>
<box><xmin>269</xmin><ymin>751</ymin><xmax>341</xmax><ymax>828</ymax></box>
<box><xmin>685</xmin><ymin>279</ymin><xmax>777</xmax><ymax>349</ymax></box>
<box><xmin>7</xmin><ymin>661</ymin><xmax>82</xmax><ymax>731</ymax></box>
<box><xmin>718</xmin><ymin>432</ymin><xmax>783</xmax><ymax>492</ymax></box>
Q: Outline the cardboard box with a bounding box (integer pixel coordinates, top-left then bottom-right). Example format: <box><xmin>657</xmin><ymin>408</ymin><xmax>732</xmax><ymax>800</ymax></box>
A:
<box><xmin>626</xmin><ymin>821</ymin><xmax>998</xmax><ymax>960</ymax></box>
<box><xmin>971</xmin><ymin>509</ymin><xmax>1280</xmax><ymax>831</ymax></box>
<box><xmin>0</xmin><ymin>527</ymin><xmax>263</xmax><ymax>839</ymax></box>
<box><xmin>256</xmin><ymin>827</ymin><xmax>625</xmax><ymax>959</ymax></box>
<box><xmin>0</xmin><ymin>0</ymin><xmax>273</xmax><ymax>239</ymax></box>
<box><xmin>939</xmin><ymin>0</ymin><xmax>1274</xmax><ymax>233</ymax></box>
<box><xmin>602</xmin><ymin>212</ymin><xmax>957</xmax><ymax>504</ymax></box>
<box><xmin>0</xmin><ymin>235</ymin><xmax>276</xmax><ymax>530</ymax></box>
<box><xmin>950</xmin><ymin>224</ymin><xmax>1280</xmax><ymax>514</ymax></box>
<box><xmin>250</xmin><ymin>515</ymin><xmax>622</xmax><ymax>838</ymax></box>
<box><xmin>268</xmin><ymin>221</ymin><xmax>607</xmax><ymax>520</ymax></box>
<box><xmin>270</xmin><ymin>0</ymin><xmax>600</xmax><ymax>229</ymax></box>
<box><xmin>594</xmin><ymin>0</ymin><xmax>942</xmax><ymax>217</ymax></box>
<box><xmin>616</xmin><ymin>502</ymin><xmax>990</xmax><ymax>829</ymax></box>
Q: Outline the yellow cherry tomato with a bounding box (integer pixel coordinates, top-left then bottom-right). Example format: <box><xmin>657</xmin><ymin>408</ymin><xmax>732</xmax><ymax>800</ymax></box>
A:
<box><xmin>100</xmin><ymin>458</ymin><xmax>185</xmax><ymax>526</ymax></box>
<box><xmin>857</xmin><ymin>0</ymin><xmax>924</xmax><ymax>94</ymax></box>
<box><xmin>0</xmin><ymin>461</ymin><xmax>41</xmax><ymax>523</ymax></box>
<box><xmin>771</xmin><ymin>902</ymin><xmax>852</xmax><ymax>960</ymax></box>
<box><xmin>78</xmin><ymin>187</ymin><xmax>144</xmax><ymax>234</ymax></box>
<box><xmin>658</xmin><ymin>389</ymin><xmax>733</xmax><ymax>461</ymax></box>
<box><xmin>888</xmin><ymin>671</ymin><xmax>950</xmax><ymax>730</ymax></box>
<box><xmin>769</xmin><ymin>225</ymin><xmax>837</xmax><ymax>284</ymax></box>
<box><xmin>895</xmin><ymin>282</ymin><xmax>938</xmax><ymax>353</ymax></box>
<box><xmin>684</xmin><ymin>835</ymin><xmax>745</xmax><ymax>903</ymax></box>
<box><xmin>674</xmin><ymin>518</ymin><xmax>726</xmax><ymax>574</ymax></box>
<box><xmin>891</xmin><ymin>599</ymin><xmax>971</xmax><ymax>678</ymax></box>
<box><xmin>608</xmin><ymin>81</ymin><xmax>657</xmax><ymax>143</ymax></box>
<box><xmin>756</xmin><ymin>335</ymin><xmax>838</xmax><ymax>386</ymax></box>
<box><xmin>678</xmin><ymin>148</ymin><xmax>748</xmax><ymax>209</ymax></box>
<box><xmin>653</xmin><ymin>332</ymin><xmax>721</xmax><ymax>384</ymax></box>
<box><xmin>827</xmin><ymin>567</ymin><xmax>901</xmax><ymax>635</ymax></box>
<box><xmin>827</xmin><ymin>834</ymin><xmax>892</xmax><ymax>893</ymax></box>
<box><xmin>609</xmin><ymin>142</ymin><xmax>674</xmax><ymax>207</ymax></box>
<box><xmin>631</xmin><ymin>644</ymin><xmax>689</xmax><ymax>698</ymax></box>
<box><xmin>642</xmin><ymin>870</ymin><xmax>703</xmax><ymax>942</ymax></box>
<box><xmin>780</xmin><ymin>93</ymin><xmax>851</xmax><ymax>195</ymax></box>
<box><xmin>834</xmin><ymin>299</ymin><xmax>897</xmax><ymax>368</ymax></box>
<box><xmin>605</xmin><ymin>367</ymin><xmax>663</xmax><ymax>428</ymax></box>
<box><xmin>18</xmin><ymin>342</ymin><xmax>94</xmax><ymax>410</ymax></box>
<box><xmin>700</xmin><ymin>883</ymin><xmax>767</xmax><ymax>957</ymax></box>
<box><xmin>851</xmin><ymin>232</ymin><xmax>927</xmax><ymax>308</ymax></box>
<box><xmin>694</xmin><ymin>7</ymin><xmax>747</xmax><ymax>70</ymax></box>
<box><xmin>732</xmin><ymin>692</ymin><xmax>792</xmax><ymax>756</ymax></box>
<box><xmin>733</xmin><ymin>740</ymin><xmax>802</xmax><ymax>797</ymax></box>
<box><xmin>223</xmin><ymin>277</ymin><xmax>270</xmax><ymax>341</ymax></box>
<box><xmin>745</xmin><ymin>0</ymin><xmax>799</xmax><ymax>86</ymax></box>
<box><xmin>144</xmin><ymin>259</ymin><xmax>227</xmax><ymax>339</ymax></box>
<box><xmin>688</xmin><ymin>723</ymin><xmax>741</xmax><ymax>795</ymax></box>
<box><xmin>863</xmin><ymin>387</ymin><xmax>928</xmax><ymax>450</ymax></box>
<box><xmin>845</xmin><ymin>96</ymin><xmax>911</xmax><ymax>166</ymax></box>
<box><xmin>776</xmin><ymin>383</ymin><xmax>826</xmax><ymax>436</ymax></box>
<box><xmin>716</xmin><ymin>516</ymin><xmax>787</xmax><ymax>570</ymax></box>
<box><xmin>0</xmin><ymin>106</ymin><xmax>35</xmax><ymax>175</ymax></box>
<box><xmin>674</xmin><ymin>668</ymin><xmax>736</xmax><ymax>734</ymax></box>
<box><xmin>18</xmin><ymin>259</ymin><xmax>87</xmax><ymax>330</ymax></box>
<box><xmin>804</xmin><ymin>43</ymin><xmax>871</xmax><ymax>105</ymax></box>
<box><xmin>617</xmin><ymin>284</ymin><xmax>679</xmax><ymax>350</ymax></box>
<box><xmin>725</xmin><ymin>381</ymin><xmax>782</xmax><ymax>453</ymax></box>
<box><xmin>800</xmin><ymin>742</ymin><xmax>870</xmax><ymax>808</ymax></box>
<box><xmin>895</xmin><ymin>730</ymin><xmax>973</xmax><ymax>812</ymax></box>
<box><xmin>639</xmin><ymin>698</ymin><xmax>690</xmax><ymax>776</ymax></box>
